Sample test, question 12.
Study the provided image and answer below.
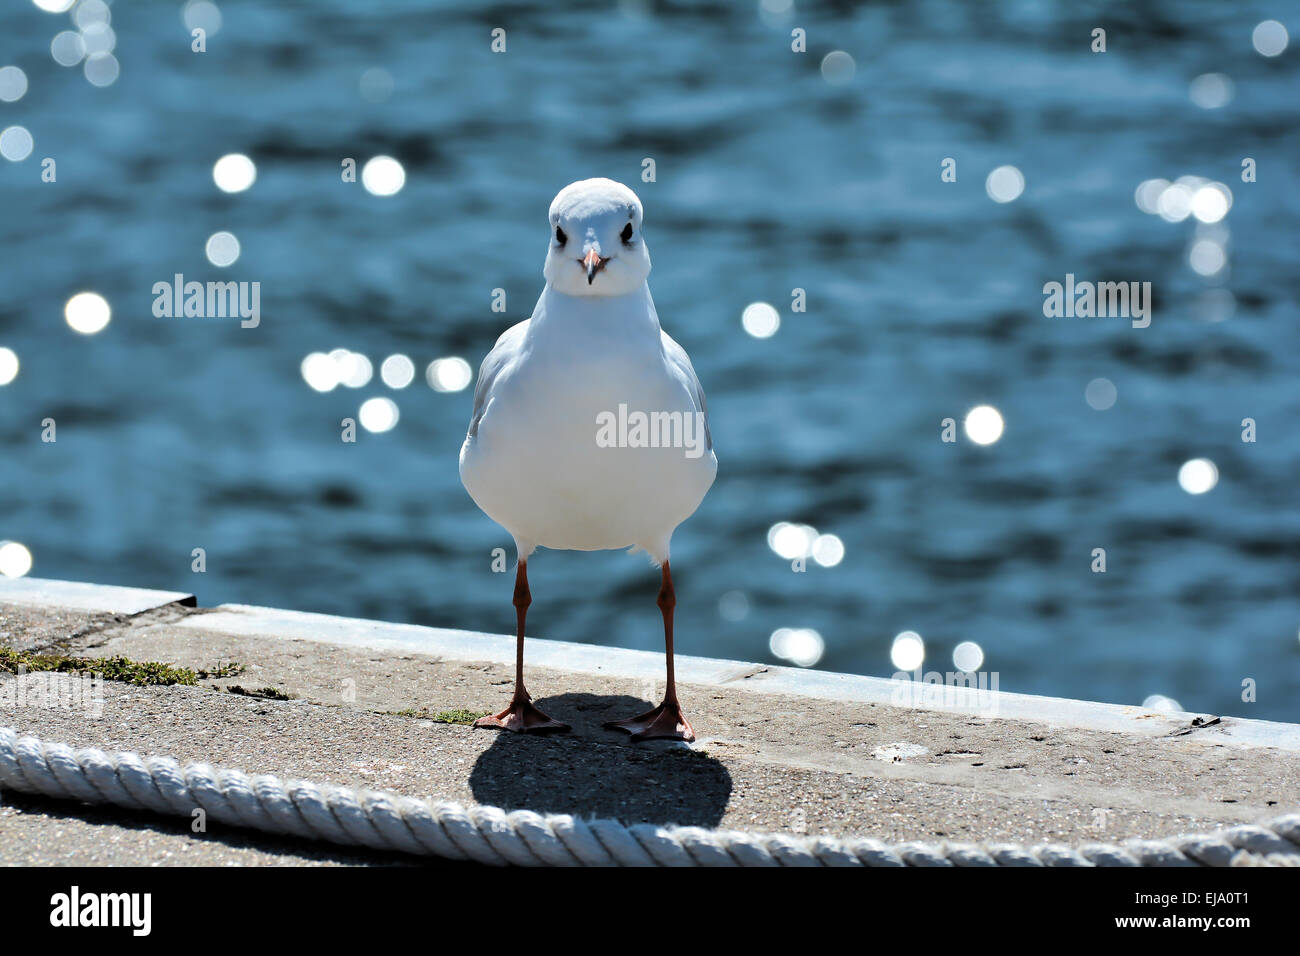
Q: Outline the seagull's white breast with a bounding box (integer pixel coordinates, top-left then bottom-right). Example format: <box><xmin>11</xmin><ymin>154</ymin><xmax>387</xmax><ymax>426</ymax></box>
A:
<box><xmin>460</xmin><ymin>285</ymin><xmax>716</xmax><ymax>560</ymax></box>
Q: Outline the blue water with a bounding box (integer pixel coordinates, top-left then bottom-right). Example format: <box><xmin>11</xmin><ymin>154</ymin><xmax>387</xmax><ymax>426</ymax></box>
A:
<box><xmin>1</xmin><ymin>1</ymin><xmax>1297</xmax><ymax>721</ymax></box>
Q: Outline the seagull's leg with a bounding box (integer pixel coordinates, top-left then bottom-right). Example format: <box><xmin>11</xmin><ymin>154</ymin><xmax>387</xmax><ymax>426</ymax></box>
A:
<box><xmin>603</xmin><ymin>561</ymin><xmax>695</xmax><ymax>742</ymax></box>
<box><xmin>473</xmin><ymin>559</ymin><xmax>570</xmax><ymax>733</ymax></box>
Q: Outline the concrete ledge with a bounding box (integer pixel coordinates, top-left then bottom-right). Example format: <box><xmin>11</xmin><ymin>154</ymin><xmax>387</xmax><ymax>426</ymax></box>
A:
<box><xmin>0</xmin><ymin>577</ymin><xmax>195</xmax><ymax>616</ymax></box>
<box><xmin>180</xmin><ymin>602</ymin><xmax>1300</xmax><ymax>752</ymax></box>
<box><xmin>3</xmin><ymin>577</ymin><xmax>1299</xmax><ymax>864</ymax></box>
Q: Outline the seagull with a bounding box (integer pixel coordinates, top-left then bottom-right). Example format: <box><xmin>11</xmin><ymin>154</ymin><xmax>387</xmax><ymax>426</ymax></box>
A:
<box><xmin>459</xmin><ymin>178</ymin><xmax>717</xmax><ymax>742</ymax></box>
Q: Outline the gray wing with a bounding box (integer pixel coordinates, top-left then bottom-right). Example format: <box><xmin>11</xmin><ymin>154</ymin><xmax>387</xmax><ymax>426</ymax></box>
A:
<box><xmin>661</xmin><ymin>329</ymin><xmax>712</xmax><ymax>451</ymax></box>
<box><xmin>467</xmin><ymin>319</ymin><xmax>529</xmax><ymax>440</ymax></box>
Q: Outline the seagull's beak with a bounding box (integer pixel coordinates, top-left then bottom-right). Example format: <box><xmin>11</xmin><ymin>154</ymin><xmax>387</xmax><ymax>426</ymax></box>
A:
<box><xmin>582</xmin><ymin>247</ymin><xmax>608</xmax><ymax>285</ymax></box>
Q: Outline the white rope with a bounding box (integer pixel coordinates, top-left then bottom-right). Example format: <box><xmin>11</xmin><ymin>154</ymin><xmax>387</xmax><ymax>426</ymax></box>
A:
<box><xmin>1</xmin><ymin>726</ymin><xmax>1297</xmax><ymax>866</ymax></box>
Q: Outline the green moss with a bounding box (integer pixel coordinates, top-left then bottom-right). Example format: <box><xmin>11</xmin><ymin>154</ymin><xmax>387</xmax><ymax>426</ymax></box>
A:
<box><xmin>197</xmin><ymin>661</ymin><xmax>246</xmax><ymax>679</ymax></box>
<box><xmin>380</xmin><ymin>707</ymin><xmax>488</xmax><ymax>724</ymax></box>
<box><xmin>227</xmin><ymin>684</ymin><xmax>294</xmax><ymax>701</ymax></box>
<box><xmin>0</xmin><ymin>646</ymin><xmax>198</xmax><ymax>687</ymax></box>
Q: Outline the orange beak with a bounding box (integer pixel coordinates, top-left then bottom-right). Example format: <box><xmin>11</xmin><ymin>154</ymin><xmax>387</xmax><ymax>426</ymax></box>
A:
<box><xmin>582</xmin><ymin>247</ymin><xmax>608</xmax><ymax>285</ymax></box>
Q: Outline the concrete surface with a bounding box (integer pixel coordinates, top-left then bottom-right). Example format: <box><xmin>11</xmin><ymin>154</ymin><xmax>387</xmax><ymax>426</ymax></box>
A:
<box><xmin>2</xmin><ymin>577</ymin><xmax>1298</xmax><ymax>866</ymax></box>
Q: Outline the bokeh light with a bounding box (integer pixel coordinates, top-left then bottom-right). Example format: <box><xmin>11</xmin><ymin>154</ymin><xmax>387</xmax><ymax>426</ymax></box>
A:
<box><xmin>985</xmin><ymin>165</ymin><xmax>1025</xmax><ymax>203</ymax></box>
<box><xmin>73</xmin><ymin>0</ymin><xmax>110</xmax><ymax>28</ymax></box>
<box><xmin>767</xmin><ymin>521</ymin><xmax>816</xmax><ymax>560</ymax></box>
<box><xmin>1178</xmin><ymin>458</ymin><xmax>1218</xmax><ymax>495</ymax></box>
<box><xmin>1134</xmin><ymin>178</ymin><xmax>1169</xmax><ymax>214</ymax></box>
<box><xmin>50</xmin><ymin>31</ymin><xmax>86</xmax><ymax>67</ymax></box>
<box><xmin>770</xmin><ymin>627</ymin><xmax>825</xmax><ymax>667</ymax></box>
<box><xmin>81</xmin><ymin>23</ymin><xmax>116</xmax><ymax>57</ymax></box>
<box><xmin>0</xmin><ymin>347</ymin><xmax>18</xmax><ymax>386</ymax></box>
<box><xmin>205</xmin><ymin>231</ymin><xmax>241</xmax><ymax>267</ymax></box>
<box><xmin>952</xmin><ymin>640</ymin><xmax>984</xmax><ymax>673</ymax></box>
<box><xmin>64</xmin><ymin>292</ymin><xmax>110</xmax><ymax>335</ymax></box>
<box><xmin>718</xmin><ymin>590</ymin><xmax>749</xmax><ymax>622</ymax></box>
<box><xmin>1084</xmin><ymin>377</ymin><xmax>1117</xmax><ymax>411</ymax></box>
<box><xmin>1189</xmin><ymin>73</ymin><xmax>1232</xmax><ymax>109</ymax></box>
<box><xmin>1141</xmin><ymin>694</ymin><xmax>1183</xmax><ymax>714</ymax></box>
<box><xmin>0</xmin><ymin>541</ymin><xmax>33</xmax><ymax>578</ymax></box>
<box><xmin>1190</xmin><ymin>183</ymin><xmax>1231</xmax><ymax>223</ymax></box>
<box><xmin>182</xmin><ymin>0</ymin><xmax>223</xmax><ymax>36</ymax></box>
<box><xmin>820</xmin><ymin>51</ymin><xmax>856</xmax><ymax>85</ymax></box>
<box><xmin>334</xmin><ymin>350</ymin><xmax>373</xmax><ymax>388</ymax></box>
<box><xmin>380</xmin><ymin>354</ymin><xmax>416</xmax><ymax>389</ymax></box>
<box><xmin>890</xmin><ymin>631</ymin><xmax>925</xmax><ymax>671</ymax></box>
<box><xmin>359</xmin><ymin>397</ymin><xmax>399</xmax><ymax>433</ymax></box>
<box><xmin>1252</xmin><ymin>20</ymin><xmax>1288</xmax><ymax>57</ymax></box>
<box><xmin>360</xmin><ymin>67</ymin><xmax>394</xmax><ymax>103</ymax></box>
<box><xmin>0</xmin><ymin>66</ymin><xmax>28</xmax><ymax>103</ymax></box>
<box><xmin>741</xmin><ymin>302</ymin><xmax>780</xmax><ymax>338</ymax></box>
<box><xmin>0</xmin><ymin>126</ymin><xmax>34</xmax><ymax>162</ymax></box>
<box><xmin>427</xmin><ymin>356</ymin><xmax>472</xmax><ymax>392</ymax></box>
<box><xmin>301</xmin><ymin>352</ymin><xmax>339</xmax><ymax>392</ymax></box>
<box><xmin>963</xmin><ymin>405</ymin><xmax>1004</xmax><ymax>445</ymax></box>
<box><xmin>362</xmin><ymin>156</ymin><xmax>405</xmax><ymax>196</ymax></box>
<box><xmin>32</xmin><ymin>0</ymin><xmax>75</xmax><ymax>13</ymax></box>
<box><xmin>83</xmin><ymin>53</ymin><xmax>120</xmax><ymax>88</ymax></box>
<box><xmin>1188</xmin><ymin>238</ymin><xmax>1226</xmax><ymax>276</ymax></box>
<box><xmin>811</xmin><ymin>533</ymin><xmax>844</xmax><ymax>568</ymax></box>
<box><xmin>213</xmin><ymin>154</ymin><xmax>256</xmax><ymax>193</ymax></box>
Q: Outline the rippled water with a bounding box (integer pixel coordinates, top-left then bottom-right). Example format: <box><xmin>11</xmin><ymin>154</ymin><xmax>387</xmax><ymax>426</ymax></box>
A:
<box><xmin>1</xmin><ymin>1</ymin><xmax>1297</xmax><ymax>720</ymax></box>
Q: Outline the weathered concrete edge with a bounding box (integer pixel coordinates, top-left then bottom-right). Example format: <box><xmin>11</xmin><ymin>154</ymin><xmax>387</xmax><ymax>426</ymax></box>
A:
<box><xmin>0</xmin><ymin>577</ymin><xmax>195</xmax><ymax>615</ymax></box>
<box><xmin>172</xmin><ymin>601</ymin><xmax>1300</xmax><ymax>752</ymax></box>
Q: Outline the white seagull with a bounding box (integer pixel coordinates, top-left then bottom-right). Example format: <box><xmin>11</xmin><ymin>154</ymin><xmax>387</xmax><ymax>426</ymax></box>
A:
<box><xmin>460</xmin><ymin>178</ymin><xmax>717</xmax><ymax>741</ymax></box>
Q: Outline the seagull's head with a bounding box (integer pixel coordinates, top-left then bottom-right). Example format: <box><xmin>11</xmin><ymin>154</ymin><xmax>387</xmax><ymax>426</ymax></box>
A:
<box><xmin>543</xmin><ymin>178</ymin><xmax>650</xmax><ymax>297</ymax></box>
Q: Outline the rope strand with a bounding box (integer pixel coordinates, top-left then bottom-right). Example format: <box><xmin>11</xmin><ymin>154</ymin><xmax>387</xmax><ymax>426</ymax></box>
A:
<box><xmin>1</xmin><ymin>727</ymin><xmax>1296</xmax><ymax>867</ymax></box>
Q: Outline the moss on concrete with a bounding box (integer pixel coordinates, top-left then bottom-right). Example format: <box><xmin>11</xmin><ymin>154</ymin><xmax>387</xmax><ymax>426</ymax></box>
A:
<box><xmin>0</xmin><ymin>646</ymin><xmax>198</xmax><ymax>687</ymax></box>
<box><xmin>380</xmin><ymin>707</ymin><xmax>488</xmax><ymax>724</ymax></box>
<box><xmin>226</xmin><ymin>684</ymin><xmax>294</xmax><ymax>701</ymax></box>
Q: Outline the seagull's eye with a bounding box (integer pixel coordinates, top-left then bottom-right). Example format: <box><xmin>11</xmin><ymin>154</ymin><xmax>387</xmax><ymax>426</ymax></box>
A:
<box><xmin>555</xmin><ymin>226</ymin><xmax>567</xmax><ymax>246</ymax></box>
<box><xmin>620</xmin><ymin>222</ymin><xmax>634</xmax><ymax>244</ymax></box>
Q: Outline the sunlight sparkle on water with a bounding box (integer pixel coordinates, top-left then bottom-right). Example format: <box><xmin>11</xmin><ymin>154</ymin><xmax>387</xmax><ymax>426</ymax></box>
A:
<box><xmin>985</xmin><ymin>165</ymin><xmax>1024</xmax><ymax>203</ymax></box>
<box><xmin>770</xmin><ymin>627</ymin><xmax>825</xmax><ymax>667</ymax></box>
<box><xmin>427</xmin><ymin>357</ymin><xmax>472</xmax><ymax>392</ymax></box>
<box><xmin>953</xmin><ymin>641</ymin><xmax>984</xmax><ymax>673</ymax></box>
<box><xmin>0</xmin><ymin>541</ymin><xmax>33</xmax><ymax>578</ymax></box>
<box><xmin>359</xmin><ymin>397</ymin><xmax>399</xmax><ymax>433</ymax></box>
<box><xmin>380</xmin><ymin>354</ymin><xmax>416</xmax><ymax>389</ymax></box>
<box><xmin>205</xmin><ymin>232</ymin><xmax>241</xmax><ymax>267</ymax></box>
<box><xmin>0</xmin><ymin>347</ymin><xmax>18</xmax><ymax>386</ymax></box>
<box><xmin>1085</xmin><ymin>377</ymin><xmax>1117</xmax><ymax>410</ymax></box>
<box><xmin>741</xmin><ymin>302</ymin><xmax>779</xmax><ymax>338</ymax></box>
<box><xmin>891</xmin><ymin>631</ymin><xmax>925</xmax><ymax>671</ymax></box>
<box><xmin>1253</xmin><ymin>20</ymin><xmax>1288</xmax><ymax>57</ymax></box>
<box><xmin>301</xmin><ymin>353</ymin><xmax>340</xmax><ymax>392</ymax></box>
<box><xmin>362</xmin><ymin>156</ymin><xmax>405</xmax><ymax>197</ymax></box>
<box><xmin>1178</xmin><ymin>458</ymin><xmax>1218</xmax><ymax>495</ymax></box>
<box><xmin>964</xmin><ymin>405</ymin><xmax>1004</xmax><ymax>445</ymax></box>
<box><xmin>0</xmin><ymin>126</ymin><xmax>34</xmax><ymax>162</ymax></box>
<box><xmin>0</xmin><ymin>66</ymin><xmax>28</xmax><ymax>103</ymax></box>
<box><xmin>213</xmin><ymin>154</ymin><xmax>256</xmax><ymax>193</ymax></box>
<box><xmin>64</xmin><ymin>292</ymin><xmax>110</xmax><ymax>335</ymax></box>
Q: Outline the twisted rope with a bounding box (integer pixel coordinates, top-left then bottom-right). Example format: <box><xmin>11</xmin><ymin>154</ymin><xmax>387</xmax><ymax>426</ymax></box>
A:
<box><xmin>1</xmin><ymin>727</ymin><xmax>1297</xmax><ymax>866</ymax></box>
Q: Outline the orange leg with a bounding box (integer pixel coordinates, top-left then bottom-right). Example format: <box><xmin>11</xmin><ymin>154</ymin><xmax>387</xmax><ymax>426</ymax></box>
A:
<box><xmin>473</xmin><ymin>560</ymin><xmax>569</xmax><ymax>734</ymax></box>
<box><xmin>603</xmin><ymin>561</ymin><xmax>695</xmax><ymax>742</ymax></box>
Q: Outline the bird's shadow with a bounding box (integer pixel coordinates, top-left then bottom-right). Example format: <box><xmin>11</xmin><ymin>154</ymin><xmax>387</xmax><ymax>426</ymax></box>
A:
<box><xmin>468</xmin><ymin>692</ymin><xmax>732</xmax><ymax>828</ymax></box>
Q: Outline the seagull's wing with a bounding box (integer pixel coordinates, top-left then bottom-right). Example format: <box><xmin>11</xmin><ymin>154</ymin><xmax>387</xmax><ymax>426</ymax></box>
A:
<box><xmin>661</xmin><ymin>329</ymin><xmax>712</xmax><ymax>451</ymax></box>
<box><xmin>467</xmin><ymin>319</ymin><xmax>529</xmax><ymax>439</ymax></box>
